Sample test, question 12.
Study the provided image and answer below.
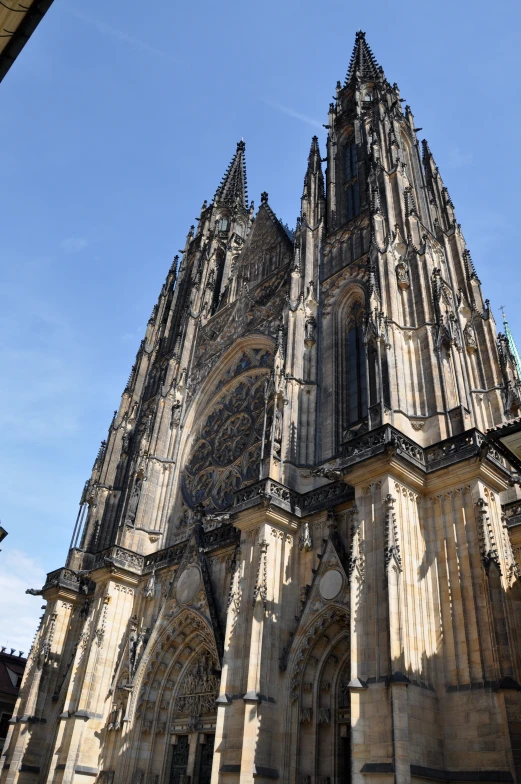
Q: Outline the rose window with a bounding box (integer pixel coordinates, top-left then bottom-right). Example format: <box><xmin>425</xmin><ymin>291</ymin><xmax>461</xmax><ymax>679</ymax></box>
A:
<box><xmin>182</xmin><ymin>374</ymin><xmax>272</xmax><ymax>512</ymax></box>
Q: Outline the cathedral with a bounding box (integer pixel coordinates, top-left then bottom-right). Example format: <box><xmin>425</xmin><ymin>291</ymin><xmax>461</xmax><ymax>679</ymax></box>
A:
<box><xmin>5</xmin><ymin>29</ymin><xmax>521</xmax><ymax>784</ymax></box>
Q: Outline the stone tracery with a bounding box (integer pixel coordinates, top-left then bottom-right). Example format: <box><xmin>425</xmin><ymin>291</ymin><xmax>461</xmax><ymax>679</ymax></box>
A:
<box><xmin>182</xmin><ymin>359</ymin><xmax>273</xmax><ymax>511</ymax></box>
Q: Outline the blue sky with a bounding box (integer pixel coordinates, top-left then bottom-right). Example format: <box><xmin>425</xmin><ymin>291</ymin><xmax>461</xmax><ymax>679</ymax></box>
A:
<box><xmin>1</xmin><ymin>0</ymin><xmax>520</xmax><ymax>650</ymax></box>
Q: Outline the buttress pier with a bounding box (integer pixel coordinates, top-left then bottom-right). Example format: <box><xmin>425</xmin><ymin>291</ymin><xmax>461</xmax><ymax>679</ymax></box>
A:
<box><xmin>4</xmin><ymin>30</ymin><xmax>521</xmax><ymax>784</ymax></box>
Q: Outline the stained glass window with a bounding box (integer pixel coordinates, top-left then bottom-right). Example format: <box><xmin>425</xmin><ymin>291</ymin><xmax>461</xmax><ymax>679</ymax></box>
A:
<box><xmin>346</xmin><ymin>307</ymin><xmax>367</xmax><ymax>424</ymax></box>
<box><xmin>344</xmin><ymin>142</ymin><xmax>360</xmax><ymax>222</ymax></box>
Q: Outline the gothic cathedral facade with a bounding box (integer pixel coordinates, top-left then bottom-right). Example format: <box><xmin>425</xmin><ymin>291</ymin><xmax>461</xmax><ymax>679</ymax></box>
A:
<box><xmin>4</xmin><ymin>30</ymin><xmax>521</xmax><ymax>784</ymax></box>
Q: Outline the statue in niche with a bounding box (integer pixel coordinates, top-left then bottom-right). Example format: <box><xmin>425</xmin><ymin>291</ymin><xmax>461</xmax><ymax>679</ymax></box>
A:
<box><xmin>170</xmin><ymin>400</ymin><xmax>182</xmax><ymax>429</ymax></box>
<box><xmin>144</xmin><ymin>569</ymin><xmax>156</xmax><ymax>600</ymax></box>
<box><xmin>125</xmin><ymin>478</ymin><xmax>142</xmax><ymax>526</ymax></box>
<box><xmin>176</xmin><ymin>509</ymin><xmax>190</xmax><ymax>529</ymax></box>
<box><xmin>159</xmin><ymin>364</ymin><xmax>168</xmax><ymax>390</ymax></box>
<box><xmin>305</xmin><ymin>316</ymin><xmax>317</xmax><ymax>347</ymax></box>
<box><xmin>107</xmin><ymin>703</ymin><xmax>124</xmax><ymax>731</ymax></box>
<box><xmin>464</xmin><ymin>322</ymin><xmax>477</xmax><ymax>354</ymax></box>
<box><xmin>396</xmin><ymin>259</ymin><xmax>410</xmax><ymax>290</ymax></box>
<box><xmin>338</xmin><ymin>674</ymin><xmax>350</xmax><ymax>707</ymax></box>
<box><xmin>129</xmin><ymin>627</ymin><xmax>148</xmax><ymax>676</ymax></box>
<box><xmin>121</xmin><ymin>429</ymin><xmax>132</xmax><ymax>455</ymax></box>
<box><xmin>299</xmin><ymin>522</ymin><xmax>312</xmax><ymax>552</ymax></box>
<box><xmin>273</xmin><ymin>408</ymin><xmax>283</xmax><ymax>452</ymax></box>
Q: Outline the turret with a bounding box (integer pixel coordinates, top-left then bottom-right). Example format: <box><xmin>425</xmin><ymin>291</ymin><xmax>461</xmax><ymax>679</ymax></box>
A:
<box><xmin>318</xmin><ymin>30</ymin><xmax>508</xmax><ymax>458</ymax></box>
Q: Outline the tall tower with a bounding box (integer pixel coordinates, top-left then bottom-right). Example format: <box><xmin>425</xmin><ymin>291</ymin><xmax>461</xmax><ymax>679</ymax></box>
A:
<box><xmin>4</xmin><ymin>31</ymin><xmax>521</xmax><ymax>784</ymax></box>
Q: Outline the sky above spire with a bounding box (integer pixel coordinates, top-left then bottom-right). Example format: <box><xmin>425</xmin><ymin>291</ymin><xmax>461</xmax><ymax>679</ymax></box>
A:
<box><xmin>345</xmin><ymin>30</ymin><xmax>381</xmax><ymax>85</ymax></box>
<box><xmin>214</xmin><ymin>140</ymin><xmax>248</xmax><ymax>209</ymax></box>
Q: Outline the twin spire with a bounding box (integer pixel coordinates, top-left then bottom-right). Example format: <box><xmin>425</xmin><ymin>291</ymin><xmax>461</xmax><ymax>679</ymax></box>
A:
<box><xmin>214</xmin><ymin>32</ymin><xmax>381</xmax><ymax>211</ymax></box>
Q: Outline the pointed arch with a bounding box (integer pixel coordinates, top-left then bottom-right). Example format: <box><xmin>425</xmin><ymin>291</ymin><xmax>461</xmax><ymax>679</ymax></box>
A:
<box><xmin>122</xmin><ymin>608</ymin><xmax>221</xmax><ymax>782</ymax></box>
<box><xmin>336</xmin><ymin>284</ymin><xmax>369</xmax><ymax>436</ymax></box>
<box><xmin>283</xmin><ymin>607</ymin><xmax>350</xmax><ymax>784</ymax></box>
<box><xmin>128</xmin><ymin>607</ymin><xmax>219</xmax><ymax>721</ymax></box>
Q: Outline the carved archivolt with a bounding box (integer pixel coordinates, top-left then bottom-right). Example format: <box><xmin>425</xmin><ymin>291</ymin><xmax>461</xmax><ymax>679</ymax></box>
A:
<box><xmin>322</xmin><ymin>270</ymin><xmax>367</xmax><ymax>319</ymax></box>
<box><xmin>289</xmin><ymin>608</ymin><xmax>348</xmax><ymax>701</ymax></box>
<box><xmin>285</xmin><ymin>608</ymin><xmax>350</xmax><ymax>784</ymax></box>
<box><xmin>172</xmin><ymin>651</ymin><xmax>219</xmax><ymax>716</ymax></box>
<box><xmin>129</xmin><ymin>608</ymin><xmax>219</xmax><ymax>726</ymax></box>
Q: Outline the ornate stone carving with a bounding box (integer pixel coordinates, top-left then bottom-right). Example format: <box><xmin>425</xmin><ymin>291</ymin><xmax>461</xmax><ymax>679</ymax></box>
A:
<box><xmin>476</xmin><ymin>497</ymin><xmax>500</xmax><ymax>571</ymax></box>
<box><xmin>317</xmin><ymin>708</ymin><xmax>331</xmax><ymax>724</ymax></box>
<box><xmin>173</xmin><ymin>652</ymin><xmax>219</xmax><ymax>717</ymax></box>
<box><xmin>125</xmin><ymin>477</ymin><xmax>143</xmax><ymax>526</ymax></box>
<box><xmin>299</xmin><ymin>522</ymin><xmax>312</xmax><ymax>552</ymax></box>
<box><xmin>182</xmin><ymin>372</ymin><xmax>272</xmax><ymax>511</ymax></box>
<box><xmin>384</xmin><ymin>494</ymin><xmax>402</xmax><ymax>572</ymax></box>
<box><xmin>252</xmin><ymin>541</ymin><xmax>269</xmax><ymax>609</ymax></box>
<box><xmin>304</xmin><ymin>316</ymin><xmax>317</xmax><ymax>347</ymax></box>
<box><xmin>300</xmin><ymin>707</ymin><xmax>312</xmax><ymax>723</ymax></box>
<box><xmin>464</xmin><ymin>322</ymin><xmax>477</xmax><ymax>354</ymax></box>
<box><xmin>396</xmin><ymin>258</ymin><xmax>410</xmax><ymax>290</ymax></box>
<box><xmin>144</xmin><ymin>570</ymin><xmax>156</xmax><ymax>600</ymax></box>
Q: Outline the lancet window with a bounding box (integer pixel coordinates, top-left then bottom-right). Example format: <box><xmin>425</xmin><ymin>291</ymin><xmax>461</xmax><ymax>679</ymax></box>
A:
<box><xmin>344</xmin><ymin>142</ymin><xmax>360</xmax><ymax>222</ymax></box>
<box><xmin>210</xmin><ymin>249</ymin><xmax>225</xmax><ymax>315</ymax></box>
<box><xmin>346</xmin><ymin>303</ymin><xmax>367</xmax><ymax>424</ymax></box>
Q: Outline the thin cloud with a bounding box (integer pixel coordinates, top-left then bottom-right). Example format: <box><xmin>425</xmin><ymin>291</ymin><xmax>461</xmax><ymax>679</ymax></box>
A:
<box><xmin>264</xmin><ymin>100</ymin><xmax>323</xmax><ymax>130</ymax></box>
<box><xmin>67</xmin><ymin>8</ymin><xmax>178</xmax><ymax>64</ymax></box>
<box><xmin>447</xmin><ymin>145</ymin><xmax>473</xmax><ymax>169</ymax></box>
<box><xmin>121</xmin><ymin>323</ymin><xmax>147</xmax><ymax>342</ymax></box>
<box><xmin>62</xmin><ymin>236</ymin><xmax>88</xmax><ymax>253</ymax></box>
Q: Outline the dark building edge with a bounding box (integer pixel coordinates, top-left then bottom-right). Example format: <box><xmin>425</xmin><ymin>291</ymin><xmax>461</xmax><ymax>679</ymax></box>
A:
<box><xmin>0</xmin><ymin>0</ymin><xmax>55</xmax><ymax>84</ymax></box>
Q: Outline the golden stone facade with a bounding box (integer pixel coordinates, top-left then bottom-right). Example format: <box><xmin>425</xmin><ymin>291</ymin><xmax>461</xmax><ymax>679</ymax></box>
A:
<box><xmin>4</xmin><ymin>30</ymin><xmax>521</xmax><ymax>784</ymax></box>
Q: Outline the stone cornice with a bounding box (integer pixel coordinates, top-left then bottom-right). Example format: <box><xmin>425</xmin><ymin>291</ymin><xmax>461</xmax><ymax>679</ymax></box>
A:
<box><xmin>340</xmin><ymin>424</ymin><xmax>510</xmax><ymax>477</ymax></box>
<box><xmin>232</xmin><ymin>477</ymin><xmax>353</xmax><ymax>517</ymax></box>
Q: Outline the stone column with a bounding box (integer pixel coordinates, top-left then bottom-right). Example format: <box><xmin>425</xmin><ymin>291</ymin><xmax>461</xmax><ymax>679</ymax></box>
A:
<box><xmin>45</xmin><ymin>566</ymin><xmax>138</xmax><ymax>784</ymax></box>
<box><xmin>2</xmin><ymin>592</ymin><xmax>77</xmax><ymax>784</ymax></box>
<box><xmin>212</xmin><ymin>507</ymin><xmax>297</xmax><ymax>784</ymax></box>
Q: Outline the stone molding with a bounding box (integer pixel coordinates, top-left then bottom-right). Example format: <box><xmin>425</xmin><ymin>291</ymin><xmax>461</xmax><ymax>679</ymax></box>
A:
<box><xmin>340</xmin><ymin>424</ymin><xmax>508</xmax><ymax>476</ymax></box>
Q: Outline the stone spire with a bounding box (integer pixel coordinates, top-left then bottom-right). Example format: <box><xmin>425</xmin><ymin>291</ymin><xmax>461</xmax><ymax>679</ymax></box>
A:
<box><xmin>213</xmin><ymin>139</ymin><xmax>248</xmax><ymax>208</ymax></box>
<box><xmin>344</xmin><ymin>30</ymin><xmax>381</xmax><ymax>85</ymax></box>
<box><xmin>302</xmin><ymin>135</ymin><xmax>325</xmax><ymax>201</ymax></box>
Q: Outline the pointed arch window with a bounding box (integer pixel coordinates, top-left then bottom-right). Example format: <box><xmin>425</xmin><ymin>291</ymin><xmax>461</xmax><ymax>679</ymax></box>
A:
<box><xmin>344</xmin><ymin>143</ymin><xmax>357</xmax><ymax>181</ymax></box>
<box><xmin>344</xmin><ymin>142</ymin><xmax>360</xmax><ymax>221</ymax></box>
<box><xmin>346</xmin><ymin>304</ymin><xmax>367</xmax><ymax>424</ymax></box>
<box><xmin>217</xmin><ymin>217</ymin><xmax>229</xmax><ymax>233</ymax></box>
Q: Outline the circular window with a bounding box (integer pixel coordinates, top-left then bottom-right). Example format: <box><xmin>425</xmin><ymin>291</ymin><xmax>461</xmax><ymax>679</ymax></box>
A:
<box><xmin>182</xmin><ymin>372</ymin><xmax>272</xmax><ymax>512</ymax></box>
